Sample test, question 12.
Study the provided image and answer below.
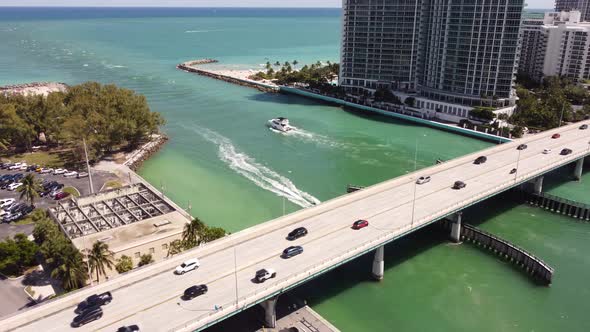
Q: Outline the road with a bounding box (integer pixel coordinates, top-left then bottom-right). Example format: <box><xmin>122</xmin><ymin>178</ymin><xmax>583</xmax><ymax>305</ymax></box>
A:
<box><xmin>2</xmin><ymin>121</ymin><xmax>590</xmax><ymax>332</ymax></box>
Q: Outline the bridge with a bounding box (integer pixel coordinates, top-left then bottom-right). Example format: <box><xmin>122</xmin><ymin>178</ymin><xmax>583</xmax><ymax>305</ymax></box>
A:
<box><xmin>2</xmin><ymin>121</ymin><xmax>589</xmax><ymax>332</ymax></box>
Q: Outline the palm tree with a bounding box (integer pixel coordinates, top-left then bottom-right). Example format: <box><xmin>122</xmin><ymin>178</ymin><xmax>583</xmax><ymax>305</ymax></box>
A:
<box><xmin>51</xmin><ymin>246</ymin><xmax>87</xmax><ymax>291</ymax></box>
<box><xmin>17</xmin><ymin>174</ymin><xmax>40</xmax><ymax>206</ymax></box>
<box><xmin>292</xmin><ymin>60</ymin><xmax>298</xmax><ymax>66</ymax></box>
<box><xmin>182</xmin><ymin>217</ymin><xmax>206</xmax><ymax>249</ymax></box>
<box><xmin>274</xmin><ymin>61</ymin><xmax>281</xmax><ymax>66</ymax></box>
<box><xmin>265</xmin><ymin>62</ymin><xmax>272</xmax><ymax>70</ymax></box>
<box><xmin>87</xmin><ymin>241</ymin><xmax>114</xmax><ymax>283</ymax></box>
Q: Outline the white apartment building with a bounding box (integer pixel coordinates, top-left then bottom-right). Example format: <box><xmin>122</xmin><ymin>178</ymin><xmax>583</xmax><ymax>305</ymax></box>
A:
<box><xmin>519</xmin><ymin>11</ymin><xmax>590</xmax><ymax>83</ymax></box>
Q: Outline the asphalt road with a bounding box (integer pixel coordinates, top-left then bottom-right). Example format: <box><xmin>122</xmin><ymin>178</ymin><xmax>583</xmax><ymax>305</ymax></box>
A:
<box><xmin>3</xmin><ymin>121</ymin><xmax>590</xmax><ymax>332</ymax></box>
<box><xmin>0</xmin><ymin>275</ymin><xmax>33</xmax><ymax>319</ymax></box>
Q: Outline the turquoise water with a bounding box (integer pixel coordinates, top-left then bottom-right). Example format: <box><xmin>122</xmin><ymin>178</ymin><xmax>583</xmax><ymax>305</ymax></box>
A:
<box><xmin>1</xmin><ymin>8</ymin><xmax>588</xmax><ymax>332</ymax></box>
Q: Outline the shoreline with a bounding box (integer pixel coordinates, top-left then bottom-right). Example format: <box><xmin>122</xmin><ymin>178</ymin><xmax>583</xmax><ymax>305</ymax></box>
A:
<box><xmin>0</xmin><ymin>82</ymin><xmax>68</xmax><ymax>97</ymax></box>
<box><xmin>123</xmin><ymin>133</ymin><xmax>169</xmax><ymax>171</ymax></box>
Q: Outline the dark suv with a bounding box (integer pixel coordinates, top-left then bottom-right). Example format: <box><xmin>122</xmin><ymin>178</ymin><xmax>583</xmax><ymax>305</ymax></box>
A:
<box><xmin>287</xmin><ymin>227</ymin><xmax>308</xmax><ymax>241</ymax></box>
<box><xmin>182</xmin><ymin>284</ymin><xmax>208</xmax><ymax>300</ymax></box>
<box><xmin>517</xmin><ymin>144</ymin><xmax>528</xmax><ymax>150</ymax></box>
<box><xmin>560</xmin><ymin>148</ymin><xmax>573</xmax><ymax>156</ymax></box>
<box><xmin>71</xmin><ymin>306</ymin><xmax>103</xmax><ymax>327</ymax></box>
<box><xmin>453</xmin><ymin>181</ymin><xmax>466</xmax><ymax>190</ymax></box>
<box><xmin>281</xmin><ymin>246</ymin><xmax>304</xmax><ymax>259</ymax></box>
<box><xmin>75</xmin><ymin>292</ymin><xmax>112</xmax><ymax>313</ymax></box>
<box><xmin>473</xmin><ymin>156</ymin><xmax>487</xmax><ymax>165</ymax></box>
<box><xmin>117</xmin><ymin>325</ymin><xmax>140</xmax><ymax>332</ymax></box>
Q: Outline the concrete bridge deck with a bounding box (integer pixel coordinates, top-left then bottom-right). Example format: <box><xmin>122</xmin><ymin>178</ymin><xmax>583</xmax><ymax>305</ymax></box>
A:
<box><xmin>2</xmin><ymin>121</ymin><xmax>589</xmax><ymax>332</ymax></box>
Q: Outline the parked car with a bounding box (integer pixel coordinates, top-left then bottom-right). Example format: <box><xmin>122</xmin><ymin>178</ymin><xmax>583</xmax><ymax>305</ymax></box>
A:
<box><xmin>8</xmin><ymin>163</ymin><xmax>23</xmax><ymax>170</ymax></box>
<box><xmin>182</xmin><ymin>284</ymin><xmax>208</xmax><ymax>300</ymax></box>
<box><xmin>18</xmin><ymin>164</ymin><xmax>28</xmax><ymax>171</ymax></box>
<box><xmin>53</xmin><ymin>168</ymin><xmax>67</xmax><ymax>175</ymax></box>
<box><xmin>0</xmin><ymin>209</ymin><xmax>7</xmax><ymax>218</ymax></box>
<box><xmin>352</xmin><ymin>219</ymin><xmax>369</xmax><ymax>230</ymax></box>
<box><xmin>474</xmin><ymin>156</ymin><xmax>487</xmax><ymax>165</ymax></box>
<box><xmin>560</xmin><ymin>148</ymin><xmax>573</xmax><ymax>155</ymax></box>
<box><xmin>75</xmin><ymin>292</ymin><xmax>113</xmax><ymax>314</ymax></box>
<box><xmin>35</xmin><ymin>166</ymin><xmax>43</xmax><ymax>172</ymax></box>
<box><xmin>54</xmin><ymin>191</ymin><xmax>70</xmax><ymax>200</ymax></box>
<box><xmin>64</xmin><ymin>171</ymin><xmax>78</xmax><ymax>177</ymax></box>
<box><xmin>117</xmin><ymin>325</ymin><xmax>140</xmax><ymax>332</ymax></box>
<box><xmin>39</xmin><ymin>168</ymin><xmax>53</xmax><ymax>174</ymax></box>
<box><xmin>287</xmin><ymin>227</ymin><xmax>308</xmax><ymax>241</ymax></box>
<box><xmin>26</xmin><ymin>165</ymin><xmax>38</xmax><ymax>172</ymax></box>
<box><xmin>452</xmin><ymin>181</ymin><xmax>466</xmax><ymax>190</ymax></box>
<box><xmin>517</xmin><ymin>144</ymin><xmax>528</xmax><ymax>150</ymax></box>
<box><xmin>175</xmin><ymin>258</ymin><xmax>200</xmax><ymax>275</ymax></box>
<box><xmin>7</xmin><ymin>182</ymin><xmax>23</xmax><ymax>191</ymax></box>
<box><xmin>77</xmin><ymin>172</ymin><xmax>89</xmax><ymax>178</ymax></box>
<box><xmin>543</xmin><ymin>148</ymin><xmax>552</xmax><ymax>154</ymax></box>
<box><xmin>281</xmin><ymin>246</ymin><xmax>304</xmax><ymax>259</ymax></box>
<box><xmin>551</xmin><ymin>133</ymin><xmax>561</xmax><ymax>139</ymax></box>
<box><xmin>0</xmin><ymin>198</ymin><xmax>15</xmax><ymax>209</ymax></box>
<box><xmin>510</xmin><ymin>168</ymin><xmax>517</xmax><ymax>174</ymax></box>
<box><xmin>416</xmin><ymin>176</ymin><xmax>431</xmax><ymax>185</ymax></box>
<box><xmin>3</xmin><ymin>212</ymin><xmax>23</xmax><ymax>223</ymax></box>
<box><xmin>580</xmin><ymin>124</ymin><xmax>588</xmax><ymax>130</ymax></box>
<box><xmin>71</xmin><ymin>306</ymin><xmax>103</xmax><ymax>328</ymax></box>
<box><xmin>254</xmin><ymin>268</ymin><xmax>276</xmax><ymax>283</ymax></box>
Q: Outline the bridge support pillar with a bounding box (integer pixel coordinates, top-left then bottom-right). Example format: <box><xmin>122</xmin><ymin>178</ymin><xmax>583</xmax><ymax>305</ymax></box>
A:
<box><xmin>371</xmin><ymin>246</ymin><xmax>384</xmax><ymax>281</ymax></box>
<box><xmin>259</xmin><ymin>296</ymin><xmax>278</xmax><ymax>328</ymax></box>
<box><xmin>534</xmin><ymin>176</ymin><xmax>544</xmax><ymax>195</ymax></box>
<box><xmin>574</xmin><ymin>158</ymin><xmax>584</xmax><ymax>181</ymax></box>
<box><xmin>450</xmin><ymin>212</ymin><xmax>463</xmax><ymax>243</ymax></box>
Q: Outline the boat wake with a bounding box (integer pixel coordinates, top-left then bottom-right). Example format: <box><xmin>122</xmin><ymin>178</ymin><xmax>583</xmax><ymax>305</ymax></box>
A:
<box><xmin>270</xmin><ymin>126</ymin><xmax>346</xmax><ymax>149</ymax></box>
<box><xmin>186</xmin><ymin>125</ymin><xmax>321</xmax><ymax>208</ymax></box>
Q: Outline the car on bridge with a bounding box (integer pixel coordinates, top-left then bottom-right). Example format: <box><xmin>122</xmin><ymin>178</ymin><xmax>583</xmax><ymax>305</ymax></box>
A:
<box><xmin>551</xmin><ymin>133</ymin><xmax>561</xmax><ymax>139</ymax></box>
<box><xmin>71</xmin><ymin>306</ymin><xmax>103</xmax><ymax>328</ymax></box>
<box><xmin>580</xmin><ymin>124</ymin><xmax>588</xmax><ymax>130</ymax></box>
<box><xmin>352</xmin><ymin>219</ymin><xmax>369</xmax><ymax>230</ymax></box>
<box><xmin>474</xmin><ymin>156</ymin><xmax>487</xmax><ymax>165</ymax></box>
<box><xmin>452</xmin><ymin>181</ymin><xmax>466</xmax><ymax>190</ymax></box>
<box><xmin>254</xmin><ymin>268</ymin><xmax>276</xmax><ymax>283</ymax></box>
<box><xmin>117</xmin><ymin>325</ymin><xmax>140</xmax><ymax>332</ymax></box>
<box><xmin>560</xmin><ymin>148</ymin><xmax>573</xmax><ymax>156</ymax></box>
<box><xmin>287</xmin><ymin>227</ymin><xmax>308</xmax><ymax>241</ymax></box>
<box><xmin>182</xmin><ymin>284</ymin><xmax>208</xmax><ymax>300</ymax></box>
<box><xmin>416</xmin><ymin>176</ymin><xmax>431</xmax><ymax>185</ymax></box>
<box><xmin>175</xmin><ymin>258</ymin><xmax>200</xmax><ymax>275</ymax></box>
<box><xmin>510</xmin><ymin>168</ymin><xmax>517</xmax><ymax>174</ymax></box>
<box><xmin>517</xmin><ymin>144</ymin><xmax>528</xmax><ymax>150</ymax></box>
<box><xmin>281</xmin><ymin>246</ymin><xmax>304</xmax><ymax>259</ymax></box>
<box><xmin>75</xmin><ymin>292</ymin><xmax>113</xmax><ymax>313</ymax></box>
<box><xmin>543</xmin><ymin>148</ymin><xmax>552</xmax><ymax>154</ymax></box>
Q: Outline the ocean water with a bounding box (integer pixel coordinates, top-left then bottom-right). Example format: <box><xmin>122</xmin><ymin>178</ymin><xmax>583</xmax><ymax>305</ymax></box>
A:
<box><xmin>1</xmin><ymin>7</ymin><xmax>588</xmax><ymax>332</ymax></box>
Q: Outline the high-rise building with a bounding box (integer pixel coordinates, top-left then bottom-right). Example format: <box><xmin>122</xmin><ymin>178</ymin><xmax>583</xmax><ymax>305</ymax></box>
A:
<box><xmin>519</xmin><ymin>11</ymin><xmax>590</xmax><ymax>83</ymax></box>
<box><xmin>555</xmin><ymin>0</ymin><xmax>590</xmax><ymax>22</ymax></box>
<box><xmin>339</xmin><ymin>0</ymin><xmax>524</xmax><ymax>110</ymax></box>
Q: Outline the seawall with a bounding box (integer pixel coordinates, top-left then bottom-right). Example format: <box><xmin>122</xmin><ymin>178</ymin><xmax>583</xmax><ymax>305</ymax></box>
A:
<box><xmin>280</xmin><ymin>86</ymin><xmax>512</xmax><ymax>144</ymax></box>
<box><xmin>177</xmin><ymin>63</ymin><xmax>279</xmax><ymax>93</ymax></box>
<box><xmin>124</xmin><ymin>133</ymin><xmax>169</xmax><ymax>171</ymax></box>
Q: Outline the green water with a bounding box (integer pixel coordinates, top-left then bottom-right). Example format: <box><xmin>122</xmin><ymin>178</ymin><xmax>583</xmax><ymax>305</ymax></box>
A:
<box><xmin>1</xmin><ymin>8</ymin><xmax>588</xmax><ymax>331</ymax></box>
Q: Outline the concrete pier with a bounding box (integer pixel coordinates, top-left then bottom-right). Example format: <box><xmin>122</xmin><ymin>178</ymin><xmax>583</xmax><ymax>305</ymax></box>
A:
<box><xmin>450</xmin><ymin>211</ymin><xmax>463</xmax><ymax>242</ymax></box>
<box><xmin>525</xmin><ymin>191</ymin><xmax>590</xmax><ymax>221</ymax></box>
<box><xmin>574</xmin><ymin>158</ymin><xmax>584</xmax><ymax>181</ymax></box>
<box><xmin>533</xmin><ymin>176</ymin><xmax>544</xmax><ymax>194</ymax></box>
<box><xmin>371</xmin><ymin>246</ymin><xmax>384</xmax><ymax>281</ymax></box>
<box><xmin>260</xmin><ymin>296</ymin><xmax>279</xmax><ymax>328</ymax></box>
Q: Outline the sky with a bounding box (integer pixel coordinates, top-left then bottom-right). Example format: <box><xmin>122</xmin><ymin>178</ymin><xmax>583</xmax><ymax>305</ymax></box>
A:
<box><xmin>0</xmin><ymin>0</ymin><xmax>555</xmax><ymax>9</ymax></box>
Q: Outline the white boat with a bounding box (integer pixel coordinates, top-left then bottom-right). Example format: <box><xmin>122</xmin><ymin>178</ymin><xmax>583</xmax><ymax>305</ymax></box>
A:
<box><xmin>268</xmin><ymin>117</ymin><xmax>293</xmax><ymax>132</ymax></box>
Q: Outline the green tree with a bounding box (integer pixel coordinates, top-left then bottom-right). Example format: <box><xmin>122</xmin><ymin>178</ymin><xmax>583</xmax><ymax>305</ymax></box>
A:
<box><xmin>292</xmin><ymin>60</ymin><xmax>298</xmax><ymax>66</ymax></box>
<box><xmin>167</xmin><ymin>239</ymin><xmax>184</xmax><ymax>258</ymax></box>
<box><xmin>17</xmin><ymin>174</ymin><xmax>41</xmax><ymax>206</ymax></box>
<box><xmin>115</xmin><ymin>255</ymin><xmax>133</xmax><ymax>274</ymax></box>
<box><xmin>182</xmin><ymin>218</ymin><xmax>206</xmax><ymax>249</ymax></box>
<box><xmin>50</xmin><ymin>245</ymin><xmax>87</xmax><ymax>291</ymax></box>
<box><xmin>138</xmin><ymin>254</ymin><xmax>154</xmax><ymax>267</ymax></box>
<box><xmin>201</xmin><ymin>227</ymin><xmax>227</xmax><ymax>243</ymax></box>
<box><xmin>87</xmin><ymin>241</ymin><xmax>115</xmax><ymax>282</ymax></box>
<box><xmin>0</xmin><ymin>234</ymin><xmax>39</xmax><ymax>276</ymax></box>
<box><xmin>32</xmin><ymin>217</ymin><xmax>60</xmax><ymax>246</ymax></box>
<box><xmin>265</xmin><ymin>62</ymin><xmax>272</xmax><ymax>70</ymax></box>
<box><xmin>274</xmin><ymin>61</ymin><xmax>281</xmax><ymax>66</ymax></box>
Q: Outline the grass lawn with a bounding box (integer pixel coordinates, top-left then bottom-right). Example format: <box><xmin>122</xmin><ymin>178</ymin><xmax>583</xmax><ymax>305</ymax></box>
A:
<box><xmin>13</xmin><ymin>208</ymin><xmax>47</xmax><ymax>225</ymax></box>
<box><xmin>62</xmin><ymin>186</ymin><xmax>80</xmax><ymax>197</ymax></box>
<box><xmin>103</xmin><ymin>180</ymin><xmax>123</xmax><ymax>190</ymax></box>
<box><xmin>1</xmin><ymin>151</ymin><xmax>66</xmax><ymax>168</ymax></box>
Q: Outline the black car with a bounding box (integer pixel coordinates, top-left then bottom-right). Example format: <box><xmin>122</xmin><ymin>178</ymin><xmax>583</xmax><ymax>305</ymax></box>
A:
<box><xmin>117</xmin><ymin>325</ymin><xmax>140</xmax><ymax>332</ymax></box>
<box><xmin>517</xmin><ymin>144</ymin><xmax>528</xmax><ymax>150</ymax></box>
<box><xmin>510</xmin><ymin>168</ymin><xmax>517</xmax><ymax>174</ymax></box>
<box><xmin>75</xmin><ymin>292</ymin><xmax>113</xmax><ymax>313</ymax></box>
<box><xmin>287</xmin><ymin>227</ymin><xmax>308</xmax><ymax>241</ymax></box>
<box><xmin>473</xmin><ymin>156</ymin><xmax>487</xmax><ymax>165</ymax></box>
<box><xmin>182</xmin><ymin>284</ymin><xmax>208</xmax><ymax>300</ymax></box>
<box><xmin>3</xmin><ymin>212</ymin><xmax>22</xmax><ymax>223</ymax></box>
<box><xmin>580</xmin><ymin>124</ymin><xmax>588</xmax><ymax>130</ymax></box>
<box><xmin>560</xmin><ymin>148</ymin><xmax>573</xmax><ymax>156</ymax></box>
<box><xmin>452</xmin><ymin>181</ymin><xmax>466</xmax><ymax>190</ymax></box>
<box><xmin>281</xmin><ymin>246</ymin><xmax>304</xmax><ymax>259</ymax></box>
<box><xmin>26</xmin><ymin>165</ymin><xmax>38</xmax><ymax>172</ymax></box>
<box><xmin>71</xmin><ymin>306</ymin><xmax>103</xmax><ymax>328</ymax></box>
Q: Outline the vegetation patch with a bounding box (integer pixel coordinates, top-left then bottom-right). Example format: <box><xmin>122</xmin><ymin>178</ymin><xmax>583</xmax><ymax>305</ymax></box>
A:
<box><xmin>0</xmin><ymin>150</ymin><xmax>66</xmax><ymax>168</ymax></box>
<box><xmin>62</xmin><ymin>186</ymin><xmax>80</xmax><ymax>197</ymax></box>
<box><xmin>103</xmin><ymin>180</ymin><xmax>123</xmax><ymax>190</ymax></box>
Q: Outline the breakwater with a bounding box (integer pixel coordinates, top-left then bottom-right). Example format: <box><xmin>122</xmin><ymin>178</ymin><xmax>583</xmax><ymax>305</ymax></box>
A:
<box><xmin>124</xmin><ymin>134</ymin><xmax>169</xmax><ymax>171</ymax></box>
<box><xmin>525</xmin><ymin>191</ymin><xmax>590</xmax><ymax>221</ymax></box>
<box><xmin>177</xmin><ymin>61</ymin><xmax>279</xmax><ymax>93</ymax></box>
<box><xmin>440</xmin><ymin>220</ymin><xmax>554</xmax><ymax>285</ymax></box>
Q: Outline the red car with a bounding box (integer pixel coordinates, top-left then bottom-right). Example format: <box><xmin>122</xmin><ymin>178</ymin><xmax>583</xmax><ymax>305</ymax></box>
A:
<box><xmin>54</xmin><ymin>191</ymin><xmax>70</xmax><ymax>200</ymax></box>
<box><xmin>552</xmin><ymin>133</ymin><xmax>561</xmax><ymax>139</ymax></box>
<box><xmin>352</xmin><ymin>219</ymin><xmax>369</xmax><ymax>230</ymax></box>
